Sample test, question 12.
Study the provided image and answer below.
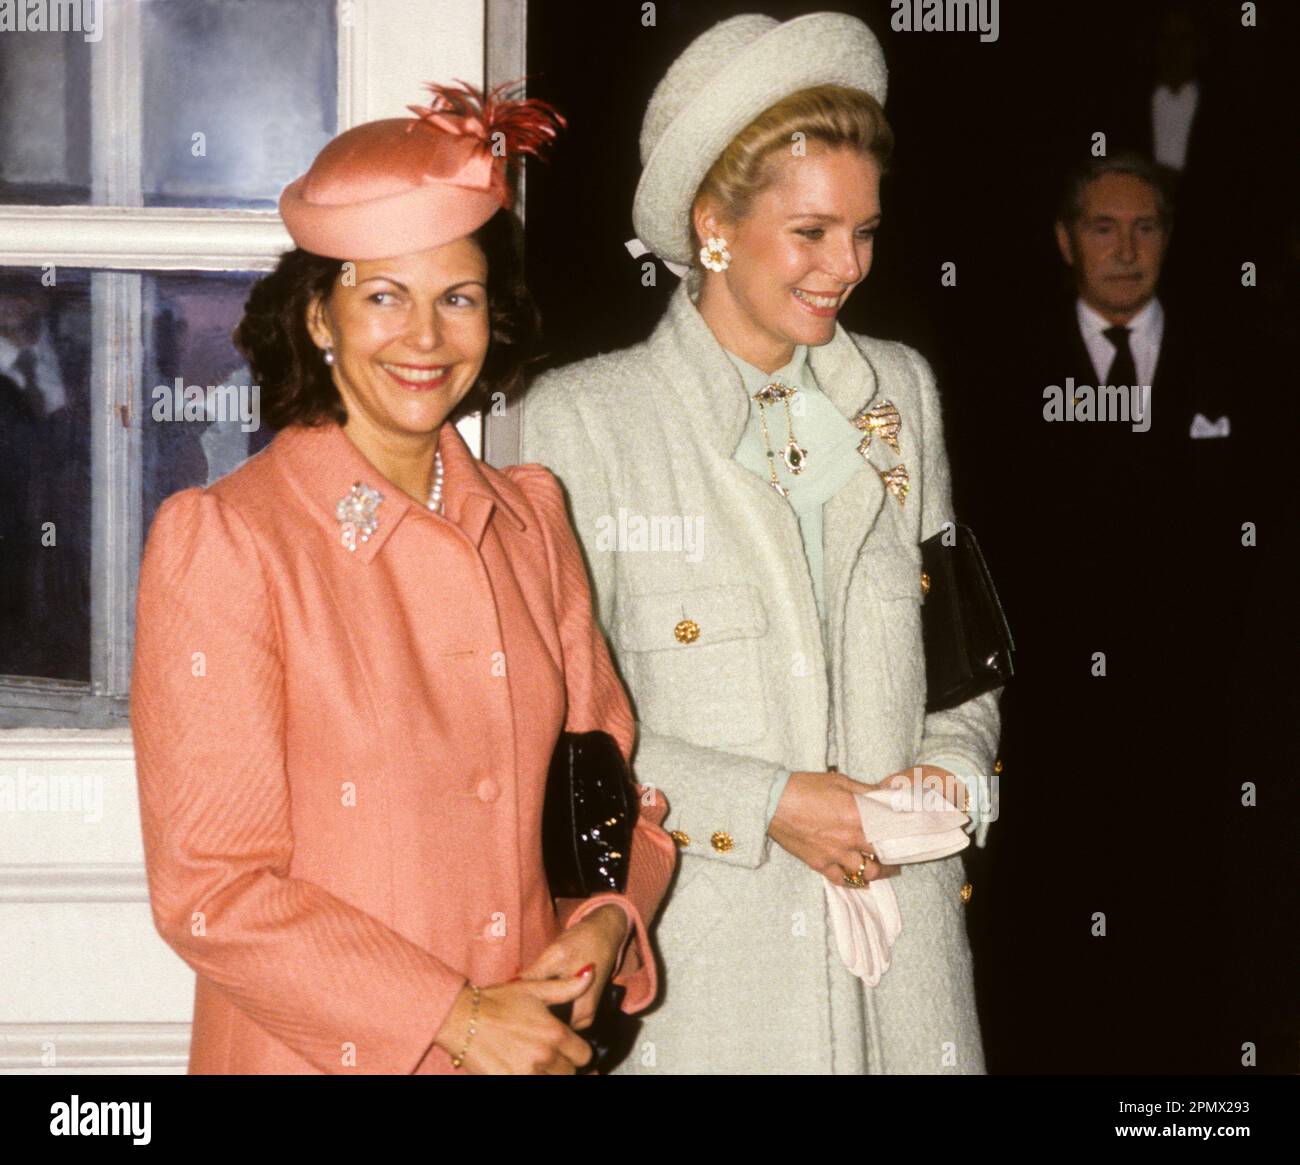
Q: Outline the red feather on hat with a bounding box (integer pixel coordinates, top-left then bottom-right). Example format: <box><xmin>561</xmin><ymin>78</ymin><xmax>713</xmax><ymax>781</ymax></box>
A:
<box><xmin>406</xmin><ymin>77</ymin><xmax>566</xmax><ymax>161</ymax></box>
<box><xmin>405</xmin><ymin>79</ymin><xmax>565</xmax><ymax>208</ymax></box>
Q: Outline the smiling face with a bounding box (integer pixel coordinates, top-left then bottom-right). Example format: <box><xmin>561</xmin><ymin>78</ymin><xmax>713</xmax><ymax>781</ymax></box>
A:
<box><xmin>1056</xmin><ymin>173</ymin><xmax>1169</xmax><ymax>325</ymax></box>
<box><xmin>305</xmin><ymin>238</ymin><xmax>490</xmax><ymax>447</ymax></box>
<box><xmin>694</xmin><ymin>146</ymin><xmax>881</xmax><ymax>372</ymax></box>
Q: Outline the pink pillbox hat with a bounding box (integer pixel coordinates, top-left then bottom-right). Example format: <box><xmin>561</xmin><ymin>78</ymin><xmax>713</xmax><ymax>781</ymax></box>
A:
<box><xmin>279</xmin><ymin>80</ymin><xmax>564</xmax><ymax>261</ymax></box>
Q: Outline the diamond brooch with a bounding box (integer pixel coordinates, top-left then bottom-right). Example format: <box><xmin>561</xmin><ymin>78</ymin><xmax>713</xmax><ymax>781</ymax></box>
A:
<box><xmin>852</xmin><ymin>398</ymin><xmax>902</xmax><ymax>456</ymax></box>
<box><xmin>336</xmin><ymin>481</ymin><xmax>384</xmax><ymax>552</ymax></box>
<box><xmin>852</xmin><ymin>398</ymin><xmax>908</xmax><ymax>507</ymax></box>
<box><xmin>879</xmin><ymin>463</ymin><xmax>910</xmax><ymax>507</ymax></box>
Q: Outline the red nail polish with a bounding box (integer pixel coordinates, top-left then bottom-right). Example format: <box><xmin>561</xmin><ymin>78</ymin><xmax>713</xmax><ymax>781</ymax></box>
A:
<box><xmin>575</xmin><ymin>963</ymin><xmax>595</xmax><ymax>978</ymax></box>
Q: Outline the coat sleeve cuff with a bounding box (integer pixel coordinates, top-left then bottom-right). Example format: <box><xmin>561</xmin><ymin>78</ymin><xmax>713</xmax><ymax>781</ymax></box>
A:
<box><xmin>764</xmin><ymin>770</ymin><xmax>795</xmax><ymax>828</ymax></box>
<box><xmin>912</xmin><ymin>752</ymin><xmax>994</xmax><ymax>849</ymax></box>
<box><xmin>635</xmin><ymin>730</ymin><xmax>788</xmax><ymax>869</ymax></box>
<box><xmin>562</xmin><ymin>893</ymin><xmax>655</xmax><ymax>1013</ymax></box>
<box><xmin>917</xmin><ymin>687</ymin><xmax>1002</xmax><ymax>850</ymax></box>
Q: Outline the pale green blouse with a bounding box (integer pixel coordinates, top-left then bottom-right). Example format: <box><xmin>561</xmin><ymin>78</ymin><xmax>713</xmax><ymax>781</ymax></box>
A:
<box><xmin>722</xmin><ymin>343</ymin><xmax>868</xmax><ymax>823</ymax></box>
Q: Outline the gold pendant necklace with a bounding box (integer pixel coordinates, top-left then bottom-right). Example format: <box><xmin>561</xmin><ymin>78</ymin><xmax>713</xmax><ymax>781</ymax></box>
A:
<box><xmin>753</xmin><ymin>380</ymin><xmax>807</xmax><ymax>497</ymax></box>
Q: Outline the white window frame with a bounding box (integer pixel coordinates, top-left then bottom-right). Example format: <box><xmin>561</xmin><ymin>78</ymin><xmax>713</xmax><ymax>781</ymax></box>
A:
<box><xmin>0</xmin><ymin>0</ymin><xmax>528</xmax><ymax>729</ymax></box>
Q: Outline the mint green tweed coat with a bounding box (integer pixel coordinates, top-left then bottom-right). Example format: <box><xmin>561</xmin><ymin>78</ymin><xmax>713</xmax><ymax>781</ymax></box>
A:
<box><xmin>521</xmin><ymin>274</ymin><xmax>1000</xmax><ymax>1074</ymax></box>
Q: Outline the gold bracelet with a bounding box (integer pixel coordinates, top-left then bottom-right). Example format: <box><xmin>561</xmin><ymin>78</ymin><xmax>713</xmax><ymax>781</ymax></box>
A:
<box><xmin>450</xmin><ymin>984</ymin><xmax>481</xmax><ymax>1070</ymax></box>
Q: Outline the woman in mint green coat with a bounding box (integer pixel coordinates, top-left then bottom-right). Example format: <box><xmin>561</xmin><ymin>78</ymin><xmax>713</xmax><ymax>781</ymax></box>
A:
<box><xmin>521</xmin><ymin>13</ymin><xmax>1001</xmax><ymax>1074</ymax></box>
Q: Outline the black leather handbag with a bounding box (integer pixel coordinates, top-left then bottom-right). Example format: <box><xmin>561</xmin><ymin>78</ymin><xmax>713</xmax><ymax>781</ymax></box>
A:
<box><xmin>541</xmin><ymin>729</ymin><xmax>642</xmax><ymax>1074</ymax></box>
<box><xmin>919</xmin><ymin>524</ymin><xmax>1016</xmax><ymax>713</ymax></box>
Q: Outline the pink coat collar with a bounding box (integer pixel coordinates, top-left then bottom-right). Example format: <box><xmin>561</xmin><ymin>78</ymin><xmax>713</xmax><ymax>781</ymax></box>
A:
<box><xmin>273</xmin><ymin>418</ymin><xmax>528</xmax><ymax>562</ymax></box>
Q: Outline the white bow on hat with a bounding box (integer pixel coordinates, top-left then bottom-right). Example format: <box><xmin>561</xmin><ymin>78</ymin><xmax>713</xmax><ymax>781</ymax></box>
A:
<box><xmin>625</xmin><ymin>236</ymin><xmax>691</xmax><ymax>278</ymax></box>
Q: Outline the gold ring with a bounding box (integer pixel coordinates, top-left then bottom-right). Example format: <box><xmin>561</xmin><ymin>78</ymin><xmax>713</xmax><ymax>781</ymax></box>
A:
<box><xmin>842</xmin><ymin>856</ymin><xmax>868</xmax><ymax>887</ymax></box>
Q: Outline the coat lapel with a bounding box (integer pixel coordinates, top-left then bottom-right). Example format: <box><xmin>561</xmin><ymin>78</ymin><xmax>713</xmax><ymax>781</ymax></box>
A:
<box><xmin>812</xmin><ymin>328</ymin><xmax>892</xmax><ymax>641</ymax></box>
<box><xmin>648</xmin><ymin>275</ymin><xmax>813</xmax><ymax>563</ymax></box>
<box><xmin>647</xmin><ymin>280</ymin><xmax>904</xmax><ymax>743</ymax></box>
<box><xmin>277</xmin><ymin>419</ymin><xmax>527</xmax><ymax>564</ymax></box>
<box><xmin>648</xmin><ymin>274</ymin><xmax>752</xmax><ymax>460</ymax></box>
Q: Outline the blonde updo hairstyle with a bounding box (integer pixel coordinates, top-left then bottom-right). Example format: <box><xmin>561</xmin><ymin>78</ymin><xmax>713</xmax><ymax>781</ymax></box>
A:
<box><xmin>690</xmin><ymin>84</ymin><xmax>895</xmax><ymax>259</ymax></box>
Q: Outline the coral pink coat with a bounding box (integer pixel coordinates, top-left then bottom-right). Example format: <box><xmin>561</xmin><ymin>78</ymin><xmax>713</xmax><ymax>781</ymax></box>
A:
<box><xmin>130</xmin><ymin>418</ymin><xmax>676</xmax><ymax>1074</ymax></box>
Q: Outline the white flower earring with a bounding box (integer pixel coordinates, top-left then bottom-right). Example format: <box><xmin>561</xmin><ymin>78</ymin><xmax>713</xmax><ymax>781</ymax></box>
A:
<box><xmin>699</xmin><ymin>235</ymin><xmax>731</xmax><ymax>272</ymax></box>
<box><xmin>322</xmin><ymin>345</ymin><xmax>336</xmax><ymax>366</ymax></box>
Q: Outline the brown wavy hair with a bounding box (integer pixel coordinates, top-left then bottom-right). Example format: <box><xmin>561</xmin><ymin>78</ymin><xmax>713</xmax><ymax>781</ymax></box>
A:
<box><xmin>691</xmin><ymin>85</ymin><xmax>895</xmax><ymax>254</ymax></box>
<box><xmin>234</xmin><ymin>208</ymin><xmax>540</xmax><ymax>430</ymax></box>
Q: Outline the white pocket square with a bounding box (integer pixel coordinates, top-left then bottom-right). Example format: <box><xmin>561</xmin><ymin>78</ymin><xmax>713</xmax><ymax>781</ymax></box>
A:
<box><xmin>1190</xmin><ymin>413</ymin><xmax>1230</xmax><ymax>438</ymax></box>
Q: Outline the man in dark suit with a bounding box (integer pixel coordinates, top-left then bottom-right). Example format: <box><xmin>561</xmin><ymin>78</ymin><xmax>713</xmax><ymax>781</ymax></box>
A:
<box><xmin>959</xmin><ymin>150</ymin><xmax>1288</xmax><ymax>1071</ymax></box>
<box><xmin>0</xmin><ymin>278</ymin><xmax>92</xmax><ymax>683</ymax></box>
<box><xmin>977</xmin><ymin>153</ymin><xmax>1255</xmax><ymax>683</ymax></box>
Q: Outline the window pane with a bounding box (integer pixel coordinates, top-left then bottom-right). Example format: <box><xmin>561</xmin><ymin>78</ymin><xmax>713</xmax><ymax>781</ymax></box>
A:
<box><xmin>0</xmin><ymin>270</ymin><xmax>92</xmax><ymax>681</ymax></box>
<box><xmin>0</xmin><ymin>1</ymin><xmax>336</xmax><ymax>210</ymax></box>
<box><xmin>141</xmin><ymin>0</ymin><xmax>337</xmax><ymax>208</ymax></box>
<box><xmin>142</xmin><ymin>271</ymin><xmax>273</xmax><ymax>532</ymax></box>
<box><xmin>0</xmin><ymin>29</ymin><xmax>92</xmax><ymax>204</ymax></box>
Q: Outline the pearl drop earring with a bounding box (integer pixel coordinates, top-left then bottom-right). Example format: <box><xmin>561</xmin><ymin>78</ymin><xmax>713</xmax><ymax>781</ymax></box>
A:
<box><xmin>322</xmin><ymin>345</ymin><xmax>336</xmax><ymax>366</ymax></box>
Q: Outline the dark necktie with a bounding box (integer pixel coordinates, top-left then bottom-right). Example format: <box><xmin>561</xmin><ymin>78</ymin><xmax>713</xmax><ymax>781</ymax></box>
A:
<box><xmin>14</xmin><ymin>348</ymin><xmax>42</xmax><ymax>420</ymax></box>
<box><xmin>1102</xmin><ymin>325</ymin><xmax>1137</xmax><ymax>389</ymax></box>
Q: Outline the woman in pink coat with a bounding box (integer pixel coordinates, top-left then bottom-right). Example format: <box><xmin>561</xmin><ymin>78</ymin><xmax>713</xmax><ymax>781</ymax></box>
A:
<box><xmin>129</xmin><ymin>82</ymin><xmax>676</xmax><ymax>1075</ymax></box>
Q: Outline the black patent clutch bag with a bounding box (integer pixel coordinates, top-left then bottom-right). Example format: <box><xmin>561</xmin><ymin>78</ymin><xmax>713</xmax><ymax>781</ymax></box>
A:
<box><xmin>542</xmin><ymin>729</ymin><xmax>641</xmax><ymax>1074</ymax></box>
<box><xmin>920</xmin><ymin>525</ymin><xmax>1015</xmax><ymax>713</ymax></box>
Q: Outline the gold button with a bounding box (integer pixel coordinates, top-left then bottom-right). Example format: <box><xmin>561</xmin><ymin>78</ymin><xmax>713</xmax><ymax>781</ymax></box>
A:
<box><xmin>674</xmin><ymin>618</ymin><xmax>700</xmax><ymax>644</ymax></box>
<box><xmin>919</xmin><ymin>570</ymin><xmax>931</xmax><ymax>596</ymax></box>
<box><xmin>710</xmin><ymin>830</ymin><xmax>734</xmax><ymax>853</ymax></box>
<box><xmin>669</xmin><ymin>830</ymin><xmax>690</xmax><ymax>849</ymax></box>
<box><xmin>993</xmin><ymin>758</ymin><xmax>1003</xmax><ymax>775</ymax></box>
<box><xmin>959</xmin><ymin>882</ymin><xmax>973</xmax><ymax>904</ymax></box>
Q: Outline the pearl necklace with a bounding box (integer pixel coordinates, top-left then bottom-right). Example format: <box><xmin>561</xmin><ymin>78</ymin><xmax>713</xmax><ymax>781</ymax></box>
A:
<box><xmin>426</xmin><ymin>450</ymin><xmax>444</xmax><ymax>514</ymax></box>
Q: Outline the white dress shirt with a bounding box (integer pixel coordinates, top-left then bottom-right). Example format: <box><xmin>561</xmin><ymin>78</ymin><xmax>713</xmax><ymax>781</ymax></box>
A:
<box><xmin>1077</xmin><ymin>296</ymin><xmax>1164</xmax><ymax>421</ymax></box>
<box><xmin>1152</xmin><ymin>80</ymin><xmax>1200</xmax><ymax>171</ymax></box>
<box><xmin>0</xmin><ymin>327</ymin><xmax>68</xmax><ymax>414</ymax></box>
